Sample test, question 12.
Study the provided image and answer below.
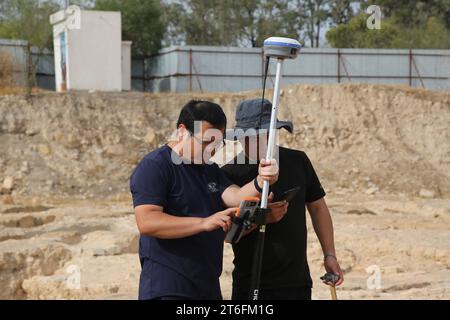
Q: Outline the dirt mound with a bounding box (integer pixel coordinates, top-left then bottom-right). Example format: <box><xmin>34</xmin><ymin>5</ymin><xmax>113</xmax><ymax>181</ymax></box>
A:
<box><xmin>276</xmin><ymin>84</ymin><xmax>450</xmax><ymax>198</ymax></box>
<box><xmin>0</xmin><ymin>83</ymin><xmax>448</xmax><ymax>199</ymax></box>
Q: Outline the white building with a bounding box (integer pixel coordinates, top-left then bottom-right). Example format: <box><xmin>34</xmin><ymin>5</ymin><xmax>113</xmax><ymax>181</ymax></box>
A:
<box><xmin>50</xmin><ymin>7</ymin><xmax>131</xmax><ymax>92</ymax></box>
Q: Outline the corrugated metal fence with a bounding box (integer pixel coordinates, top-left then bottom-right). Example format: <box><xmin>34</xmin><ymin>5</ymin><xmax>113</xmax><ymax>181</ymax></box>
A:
<box><xmin>0</xmin><ymin>39</ymin><xmax>55</xmax><ymax>90</ymax></box>
<box><xmin>0</xmin><ymin>39</ymin><xmax>28</xmax><ymax>87</ymax></box>
<box><xmin>142</xmin><ymin>46</ymin><xmax>450</xmax><ymax>92</ymax></box>
<box><xmin>1</xmin><ymin>39</ymin><xmax>449</xmax><ymax>92</ymax></box>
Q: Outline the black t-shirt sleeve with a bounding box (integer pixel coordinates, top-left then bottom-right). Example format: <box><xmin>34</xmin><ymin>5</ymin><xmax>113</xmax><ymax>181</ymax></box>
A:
<box><xmin>221</xmin><ymin>162</ymin><xmax>257</xmax><ymax>187</ymax></box>
<box><xmin>216</xmin><ymin>164</ymin><xmax>234</xmax><ymax>195</ymax></box>
<box><xmin>221</xmin><ymin>164</ymin><xmax>237</xmax><ymax>184</ymax></box>
<box><xmin>130</xmin><ymin>158</ymin><xmax>170</xmax><ymax>208</ymax></box>
<box><xmin>302</xmin><ymin>152</ymin><xmax>326</xmax><ymax>203</ymax></box>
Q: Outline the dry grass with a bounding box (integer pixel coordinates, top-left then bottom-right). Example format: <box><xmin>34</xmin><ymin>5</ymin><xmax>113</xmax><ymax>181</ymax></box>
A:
<box><xmin>0</xmin><ymin>52</ymin><xmax>50</xmax><ymax>96</ymax></box>
<box><xmin>0</xmin><ymin>86</ymin><xmax>48</xmax><ymax>96</ymax></box>
<box><xmin>0</xmin><ymin>86</ymin><xmax>23</xmax><ymax>95</ymax></box>
<box><xmin>0</xmin><ymin>51</ymin><xmax>15</xmax><ymax>87</ymax></box>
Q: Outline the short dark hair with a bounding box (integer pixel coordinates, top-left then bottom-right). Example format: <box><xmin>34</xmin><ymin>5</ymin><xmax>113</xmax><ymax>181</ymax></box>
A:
<box><xmin>176</xmin><ymin>100</ymin><xmax>227</xmax><ymax>133</ymax></box>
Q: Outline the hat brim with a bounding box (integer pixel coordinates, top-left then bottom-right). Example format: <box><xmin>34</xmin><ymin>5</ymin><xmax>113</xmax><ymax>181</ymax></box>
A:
<box><xmin>225</xmin><ymin>120</ymin><xmax>293</xmax><ymax>140</ymax></box>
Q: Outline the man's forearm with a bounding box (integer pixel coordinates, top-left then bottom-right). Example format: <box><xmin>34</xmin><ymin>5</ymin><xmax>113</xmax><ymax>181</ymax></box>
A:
<box><xmin>137</xmin><ymin>210</ymin><xmax>205</xmax><ymax>239</ymax></box>
<box><xmin>222</xmin><ymin>177</ymin><xmax>262</xmax><ymax>207</ymax></box>
<box><xmin>222</xmin><ymin>159</ymin><xmax>279</xmax><ymax>207</ymax></box>
<box><xmin>237</xmin><ymin>176</ymin><xmax>263</xmax><ymax>199</ymax></box>
<box><xmin>308</xmin><ymin>200</ymin><xmax>336</xmax><ymax>256</ymax></box>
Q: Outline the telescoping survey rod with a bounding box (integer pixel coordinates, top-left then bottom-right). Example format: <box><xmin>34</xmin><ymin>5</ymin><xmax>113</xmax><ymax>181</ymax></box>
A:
<box><xmin>250</xmin><ymin>37</ymin><xmax>301</xmax><ymax>300</ymax></box>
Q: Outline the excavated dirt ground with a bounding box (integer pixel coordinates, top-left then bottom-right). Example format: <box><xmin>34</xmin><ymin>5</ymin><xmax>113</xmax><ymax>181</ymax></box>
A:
<box><xmin>0</xmin><ymin>83</ymin><xmax>449</xmax><ymax>299</ymax></box>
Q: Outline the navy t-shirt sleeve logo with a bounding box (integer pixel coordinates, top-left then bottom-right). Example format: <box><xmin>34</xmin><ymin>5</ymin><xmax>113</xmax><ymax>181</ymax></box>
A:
<box><xmin>207</xmin><ymin>182</ymin><xmax>219</xmax><ymax>193</ymax></box>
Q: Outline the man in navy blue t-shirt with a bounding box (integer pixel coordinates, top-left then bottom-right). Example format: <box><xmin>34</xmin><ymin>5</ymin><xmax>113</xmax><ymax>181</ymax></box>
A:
<box><xmin>129</xmin><ymin>100</ymin><xmax>280</xmax><ymax>300</ymax></box>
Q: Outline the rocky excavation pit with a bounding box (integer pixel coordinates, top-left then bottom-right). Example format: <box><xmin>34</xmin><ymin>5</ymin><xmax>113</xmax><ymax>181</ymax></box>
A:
<box><xmin>0</xmin><ymin>83</ymin><xmax>449</xmax><ymax>299</ymax></box>
<box><xmin>0</xmin><ymin>194</ymin><xmax>448</xmax><ymax>300</ymax></box>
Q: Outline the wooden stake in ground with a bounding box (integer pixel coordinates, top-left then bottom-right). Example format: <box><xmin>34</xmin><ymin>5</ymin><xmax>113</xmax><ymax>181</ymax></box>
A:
<box><xmin>330</xmin><ymin>285</ymin><xmax>338</xmax><ymax>300</ymax></box>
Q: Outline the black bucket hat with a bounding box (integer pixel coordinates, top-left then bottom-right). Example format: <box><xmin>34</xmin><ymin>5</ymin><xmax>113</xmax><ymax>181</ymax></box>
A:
<box><xmin>225</xmin><ymin>98</ymin><xmax>293</xmax><ymax>140</ymax></box>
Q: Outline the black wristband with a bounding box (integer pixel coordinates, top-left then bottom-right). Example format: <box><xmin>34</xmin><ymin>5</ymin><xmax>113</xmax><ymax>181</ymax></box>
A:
<box><xmin>254</xmin><ymin>178</ymin><xmax>263</xmax><ymax>193</ymax></box>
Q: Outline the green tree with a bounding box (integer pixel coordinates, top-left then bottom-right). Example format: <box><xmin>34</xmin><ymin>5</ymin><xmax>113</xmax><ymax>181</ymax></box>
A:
<box><xmin>287</xmin><ymin>0</ymin><xmax>354</xmax><ymax>48</ymax></box>
<box><xmin>166</xmin><ymin>0</ymin><xmax>235</xmax><ymax>46</ymax></box>
<box><xmin>361</xmin><ymin>0</ymin><xmax>450</xmax><ymax>48</ymax></box>
<box><xmin>392</xmin><ymin>16</ymin><xmax>450</xmax><ymax>49</ymax></box>
<box><xmin>329</xmin><ymin>0</ymin><xmax>354</xmax><ymax>25</ymax></box>
<box><xmin>326</xmin><ymin>13</ymin><xmax>398</xmax><ymax>48</ymax></box>
<box><xmin>0</xmin><ymin>0</ymin><xmax>60</xmax><ymax>49</ymax></box>
<box><xmin>232</xmin><ymin>0</ymin><xmax>300</xmax><ymax>47</ymax></box>
<box><xmin>296</xmin><ymin>0</ymin><xmax>329</xmax><ymax>47</ymax></box>
<box><xmin>95</xmin><ymin>0</ymin><xmax>164</xmax><ymax>57</ymax></box>
<box><xmin>165</xmin><ymin>0</ymin><xmax>358</xmax><ymax>48</ymax></box>
<box><xmin>166</xmin><ymin>0</ymin><xmax>302</xmax><ymax>48</ymax></box>
<box><xmin>0</xmin><ymin>0</ymin><xmax>61</xmax><ymax>93</ymax></box>
<box><xmin>364</xmin><ymin>0</ymin><xmax>450</xmax><ymax>29</ymax></box>
<box><xmin>326</xmin><ymin>8</ymin><xmax>450</xmax><ymax>49</ymax></box>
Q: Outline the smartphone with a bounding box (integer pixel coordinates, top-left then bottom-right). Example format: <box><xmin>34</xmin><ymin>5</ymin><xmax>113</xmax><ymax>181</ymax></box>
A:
<box><xmin>276</xmin><ymin>186</ymin><xmax>301</xmax><ymax>202</ymax></box>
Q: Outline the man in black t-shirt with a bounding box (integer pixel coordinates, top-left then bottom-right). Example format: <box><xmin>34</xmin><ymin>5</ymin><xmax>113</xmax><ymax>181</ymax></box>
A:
<box><xmin>222</xmin><ymin>99</ymin><xmax>344</xmax><ymax>300</ymax></box>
